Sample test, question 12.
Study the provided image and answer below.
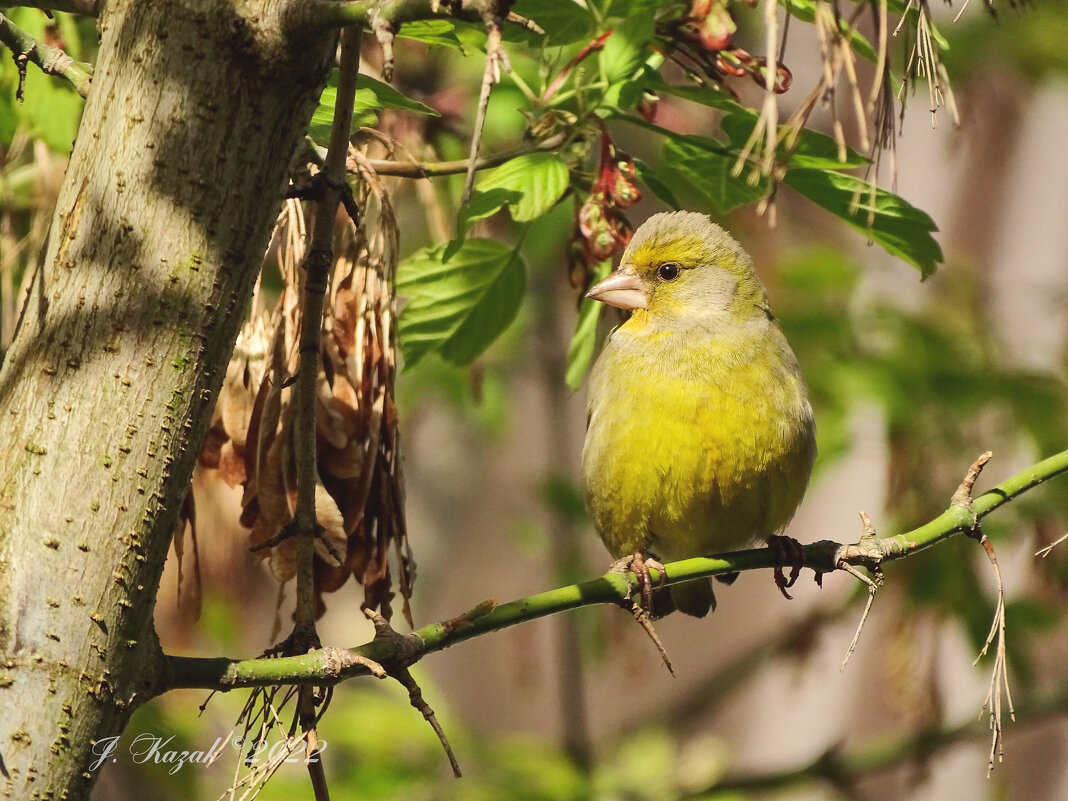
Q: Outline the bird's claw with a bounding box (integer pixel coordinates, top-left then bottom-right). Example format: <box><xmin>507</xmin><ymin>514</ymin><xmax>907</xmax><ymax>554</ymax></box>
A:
<box><xmin>769</xmin><ymin>534</ymin><xmax>804</xmax><ymax>600</ymax></box>
<box><xmin>610</xmin><ymin>551</ymin><xmax>667</xmax><ymax>610</ymax></box>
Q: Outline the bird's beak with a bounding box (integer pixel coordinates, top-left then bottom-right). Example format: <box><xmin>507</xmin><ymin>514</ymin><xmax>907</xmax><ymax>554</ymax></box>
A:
<box><xmin>586</xmin><ymin>266</ymin><xmax>650</xmax><ymax>311</ymax></box>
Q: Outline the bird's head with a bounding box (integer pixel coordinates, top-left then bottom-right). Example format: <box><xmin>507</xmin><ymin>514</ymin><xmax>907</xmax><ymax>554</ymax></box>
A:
<box><xmin>586</xmin><ymin>211</ymin><xmax>769</xmax><ymax>327</ymax></box>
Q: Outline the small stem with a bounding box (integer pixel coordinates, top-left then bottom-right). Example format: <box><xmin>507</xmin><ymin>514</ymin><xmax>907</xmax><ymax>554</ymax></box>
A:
<box><xmin>0</xmin><ymin>11</ymin><xmax>94</xmax><ymax>98</ymax></box>
<box><xmin>291</xmin><ymin>27</ymin><xmax>363</xmax><ymax>632</ymax></box>
<box><xmin>358</xmin><ymin>131</ymin><xmax>568</xmax><ymax>178</ymax></box>
<box><xmin>4</xmin><ymin>1</ymin><xmax>102</xmax><ymax>15</ymax></box>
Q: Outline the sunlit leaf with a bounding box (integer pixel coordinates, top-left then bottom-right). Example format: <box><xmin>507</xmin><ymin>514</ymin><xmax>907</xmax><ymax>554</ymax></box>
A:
<box><xmin>311</xmin><ymin>74</ymin><xmax>440</xmax><ymax>144</ymax></box>
<box><xmin>778</xmin><ymin>0</ymin><xmax>880</xmax><ymax>63</ymax></box>
<box><xmin>783</xmin><ymin>169</ymin><xmax>942</xmax><ymax>276</ymax></box>
<box><xmin>396</xmin><ymin>19</ymin><xmax>467</xmax><ymax>50</ymax></box>
<box><xmin>600</xmin><ymin>16</ymin><xmax>654</xmax><ymax>85</ymax></box>
<box><xmin>398</xmin><ymin>239</ymin><xmax>527</xmax><ymax>368</ymax></box>
<box><xmin>455</xmin><ymin>187</ymin><xmax>524</xmax><ymax>243</ymax></box>
<box><xmin>661</xmin><ymin>137</ymin><xmax>768</xmax><ymax>213</ymax></box>
<box><xmin>476</xmin><ymin>152</ymin><xmax>570</xmax><ymax>221</ymax></box>
<box><xmin>511</xmin><ymin>0</ymin><xmax>594</xmax><ymax>45</ymax></box>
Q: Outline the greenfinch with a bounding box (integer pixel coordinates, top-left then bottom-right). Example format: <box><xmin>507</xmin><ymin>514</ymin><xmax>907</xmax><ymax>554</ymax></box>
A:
<box><xmin>581</xmin><ymin>212</ymin><xmax>816</xmax><ymax>617</ymax></box>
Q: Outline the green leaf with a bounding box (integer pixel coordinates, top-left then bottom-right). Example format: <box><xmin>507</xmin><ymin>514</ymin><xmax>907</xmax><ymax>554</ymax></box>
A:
<box><xmin>599</xmin><ymin>16</ymin><xmax>655</xmax><ymax>85</ymax></box>
<box><xmin>604</xmin><ymin>0</ymin><xmax>666</xmax><ymax>19</ymax></box>
<box><xmin>634</xmin><ymin>157</ymin><xmax>680</xmax><ymax>209</ymax></box>
<box><xmin>476</xmin><ymin>152</ymin><xmax>570</xmax><ymax>222</ymax></box>
<box><xmin>310</xmin><ymin>74</ymin><xmax>440</xmax><ymax>145</ymax></box>
<box><xmin>355</xmin><ymin>75</ymin><xmax>440</xmax><ymax>117</ymax></box>
<box><xmin>0</xmin><ymin>91</ymin><xmax>16</xmax><ymax>149</ymax></box>
<box><xmin>398</xmin><ymin>239</ymin><xmax>527</xmax><ymax>368</ymax></box>
<box><xmin>719</xmin><ymin>113</ymin><xmax>868</xmax><ymax>170</ymax></box>
<box><xmin>395</xmin><ymin>19</ymin><xmax>467</xmax><ymax>51</ymax></box>
<box><xmin>779</xmin><ymin>0</ymin><xmax>879</xmax><ymax>63</ymax></box>
<box><xmin>784</xmin><ymin>169</ymin><xmax>943</xmax><ymax>276</ymax></box>
<box><xmin>16</xmin><ymin>69</ymin><xmax>83</xmax><ymax>153</ymax></box>
<box><xmin>655</xmin><ymin>81</ymin><xmax>742</xmax><ymax>114</ymax></box>
<box><xmin>455</xmin><ymin>188</ymin><xmax>523</xmax><ymax>240</ymax></box>
<box><xmin>0</xmin><ymin>9</ymin><xmax>84</xmax><ymax>153</ymax></box>
<box><xmin>661</xmin><ymin>137</ymin><xmax>768</xmax><ymax>213</ymax></box>
<box><xmin>511</xmin><ymin>0</ymin><xmax>594</xmax><ymax>45</ymax></box>
<box><xmin>566</xmin><ymin>260</ymin><xmax>611</xmax><ymax>390</ymax></box>
<box><xmin>656</xmin><ymin>83</ymin><xmax>868</xmax><ymax>169</ymax></box>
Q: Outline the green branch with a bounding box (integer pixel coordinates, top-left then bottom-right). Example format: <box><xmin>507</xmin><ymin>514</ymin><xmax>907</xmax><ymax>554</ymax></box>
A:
<box><xmin>4</xmin><ymin>1</ymin><xmax>102</xmax><ymax>14</ymax></box>
<box><xmin>0</xmin><ymin>11</ymin><xmax>93</xmax><ymax>98</ymax></box>
<box><xmin>161</xmin><ymin>448</ymin><xmax>1068</xmax><ymax>693</ymax></box>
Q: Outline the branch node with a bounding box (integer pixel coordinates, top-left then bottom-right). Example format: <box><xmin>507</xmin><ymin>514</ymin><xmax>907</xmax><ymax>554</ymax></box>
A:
<box><xmin>460</xmin><ymin>3</ymin><xmax>512</xmax><ymax>205</ymax></box>
<box><xmin>951</xmin><ymin>450</ymin><xmax>993</xmax><ymax>510</ymax></box>
<box><xmin>370</xmin><ymin>14</ymin><xmax>396</xmax><ymax>82</ymax></box>
<box><xmin>440</xmin><ymin>599</ymin><xmax>497</xmax><ymax>636</ymax></box>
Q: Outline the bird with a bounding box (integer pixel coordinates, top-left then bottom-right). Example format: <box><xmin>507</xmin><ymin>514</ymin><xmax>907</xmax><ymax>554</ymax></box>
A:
<box><xmin>581</xmin><ymin>211</ymin><xmax>817</xmax><ymax>617</ymax></box>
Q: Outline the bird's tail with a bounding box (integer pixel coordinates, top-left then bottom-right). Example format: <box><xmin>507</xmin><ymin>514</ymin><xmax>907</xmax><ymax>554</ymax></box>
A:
<box><xmin>653</xmin><ymin>578</ymin><xmax>717</xmax><ymax>618</ymax></box>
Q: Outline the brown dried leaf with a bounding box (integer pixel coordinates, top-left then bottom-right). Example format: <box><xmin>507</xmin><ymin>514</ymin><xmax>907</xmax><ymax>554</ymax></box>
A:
<box><xmin>239</xmin><ymin>493</ymin><xmax>260</xmax><ymax>530</ymax></box>
<box><xmin>242</xmin><ymin>358</ymin><xmax>275</xmax><ymax>487</ymax></box>
<box><xmin>220</xmin><ymin>363</ymin><xmax>255</xmax><ymax>452</ymax></box>
<box><xmin>248</xmin><ymin>513</ymin><xmax>275</xmax><ymax>554</ymax></box>
<box><xmin>257</xmin><ymin>433</ymin><xmax>292</xmax><ymax>530</ymax></box>
<box><xmin>333</xmin><ymin>286</ymin><xmax>358</xmax><ymax>356</ymax></box>
<box><xmin>218</xmin><ymin>441</ymin><xmax>247</xmax><ymax>488</ymax></box>
<box><xmin>269</xmin><ymin>538</ymin><xmax>297</xmax><ymax>583</ymax></box>
<box><xmin>316</xmin><ymin>389</ymin><xmax>352</xmax><ymax>450</ymax></box>
<box><xmin>314</xmin><ymin>483</ymin><xmax>346</xmax><ymax>568</ymax></box>
<box><xmin>322</xmin><ymin>440</ymin><xmax>364</xmax><ymax>481</ymax></box>
<box><xmin>332</xmin><ymin>373</ymin><xmax>360</xmax><ymax>412</ymax></box>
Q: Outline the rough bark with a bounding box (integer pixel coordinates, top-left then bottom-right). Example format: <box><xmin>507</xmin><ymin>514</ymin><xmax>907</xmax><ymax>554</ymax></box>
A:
<box><xmin>0</xmin><ymin>2</ymin><xmax>334</xmax><ymax>798</ymax></box>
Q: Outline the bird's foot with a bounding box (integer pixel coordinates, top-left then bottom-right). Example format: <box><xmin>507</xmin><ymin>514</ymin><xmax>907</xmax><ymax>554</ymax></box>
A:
<box><xmin>609</xmin><ymin>551</ymin><xmax>667</xmax><ymax>611</ymax></box>
<box><xmin>768</xmin><ymin>535</ymin><xmax>805</xmax><ymax>600</ymax></box>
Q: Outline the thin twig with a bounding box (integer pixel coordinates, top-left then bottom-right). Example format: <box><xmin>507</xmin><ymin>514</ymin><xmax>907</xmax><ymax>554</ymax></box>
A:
<box><xmin>364</xmin><ymin>609</ymin><xmax>462</xmax><ymax>776</ymax></box>
<box><xmin>838</xmin><ymin>511</ymin><xmax>882</xmax><ymax>670</ymax></box>
<box><xmin>0</xmin><ymin>11</ymin><xmax>93</xmax><ymax>98</ymax></box>
<box><xmin>621</xmin><ymin>597</ymin><xmax>674</xmax><ymax>675</ymax></box>
<box><xmin>948</xmin><ymin>451</ymin><xmax>1013</xmax><ymax>774</ymax></box>
<box><xmin>288</xmin><ymin>27</ymin><xmax>364</xmax><ymax>631</ymax></box>
<box><xmin>1035</xmin><ymin>532</ymin><xmax>1068</xmax><ymax>558</ymax></box>
<box><xmin>972</xmin><ymin>532</ymin><xmax>1014</xmax><ymax>775</ymax></box>
<box><xmin>359</xmin><ymin>131</ymin><xmax>567</xmax><ymax>178</ymax></box>
<box><xmin>461</xmin><ymin>2</ymin><xmax>511</xmax><ymax>205</ymax></box>
<box><xmin>4</xmin><ymin>1</ymin><xmax>102</xmax><ymax>16</ymax></box>
<box><xmin>284</xmin><ymin>26</ymin><xmax>365</xmax><ymax>801</ymax></box>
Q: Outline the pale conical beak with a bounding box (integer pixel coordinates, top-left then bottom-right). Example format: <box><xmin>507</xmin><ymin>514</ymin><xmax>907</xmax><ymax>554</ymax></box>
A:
<box><xmin>586</xmin><ymin>266</ymin><xmax>650</xmax><ymax>311</ymax></box>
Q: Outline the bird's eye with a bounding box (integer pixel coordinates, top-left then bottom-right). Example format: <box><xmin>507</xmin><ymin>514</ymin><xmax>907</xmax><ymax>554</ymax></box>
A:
<box><xmin>657</xmin><ymin>262</ymin><xmax>680</xmax><ymax>281</ymax></box>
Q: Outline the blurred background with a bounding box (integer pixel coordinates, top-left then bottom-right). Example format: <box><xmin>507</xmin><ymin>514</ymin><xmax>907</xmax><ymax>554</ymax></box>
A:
<box><xmin>4</xmin><ymin>2</ymin><xmax>1068</xmax><ymax>799</ymax></box>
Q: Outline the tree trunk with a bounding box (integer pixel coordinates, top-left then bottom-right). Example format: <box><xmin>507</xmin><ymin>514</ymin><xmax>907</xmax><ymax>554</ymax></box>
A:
<box><xmin>0</xmin><ymin>2</ymin><xmax>334</xmax><ymax>797</ymax></box>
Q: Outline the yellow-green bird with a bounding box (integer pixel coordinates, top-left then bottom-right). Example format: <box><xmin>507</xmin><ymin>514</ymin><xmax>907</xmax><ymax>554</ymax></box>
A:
<box><xmin>581</xmin><ymin>211</ymin><xmax>816</xmax><ymax>617</ymax></box>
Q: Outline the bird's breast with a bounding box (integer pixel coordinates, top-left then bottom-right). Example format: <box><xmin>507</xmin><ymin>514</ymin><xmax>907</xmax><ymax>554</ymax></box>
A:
<box><xmin>581</xmin><ymin>325</ymin><xmax>815</xmax><ymax>560</ymax></box>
